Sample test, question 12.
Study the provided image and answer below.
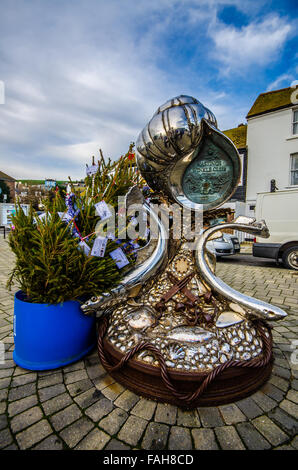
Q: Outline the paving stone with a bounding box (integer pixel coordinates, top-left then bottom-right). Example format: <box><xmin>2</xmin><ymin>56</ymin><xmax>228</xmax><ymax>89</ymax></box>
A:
<box><xmin>252</xmin><ymin>416</ymin><xmax>288</xmax><ymax>446</ymax></box>
<box><xmin>38</xmin><ymin>372</ymin><xmax>63</xmax><ymax>389</ymax></box>
<box><xmin>93</xmin><ymin>374</ymin><xmax>115</xmax><ymax>391</ymax></box>
<box><xmin>0</xmin><ymin>428</ymin><xmax>13</xmax><ymax>449</ymax></box>
<box><xmin>268</xmin><ymin>407</ymin><xmax>298</xmax><ymax>437</ymax></box>
<box><xmin>176</xmin><ymin>409</ymin><xmax>201</xmax><ymax>427</ymax></box>
<box><xmin>0</xmin><ymin>377</ymin><xmax>10</xmax><ymax>390</ymax></box>
<box><xmin>219</xmin><ymin>403</ymin><xmax>246</xmax><ymax>425</ymax></box>
<box><xmin>66</xmin><ymin>378</ymin><xmax>94</xmax><ymax>397</ymax></box>
<box><xmin>86</xmin><ymin>364</ymin><xmax>106</xmax><ymax>380</ymax></box>
<box><xmin>291</xmin><ymin>436</ymin><xmax>298</xmax><ymax>449</ymax></box>
<box><xmin>114</xmin><ymin>390</ymin><xmax>140</xmax><ymax>411</ymax></box>
<box><xmin>168</xmin><ymin>426</ymin><xmax>192</xmax><ymax>450</ymax></box>
<box><xmin>37</xmin><ymin>369</ymin><xmax>60</xmax><ymax>377</ymax></box>
<box><xmin>8</xmin><ymin>382</ymin><xmax>36</xmax><ymax>401</ymax></box>
<box><xmin>236</xmin><ymin>422</ymin><xmax>271</xmax><ymax>450</ymax></box>
<box><xmin>118</xmin><ymin>415</ymin><xmax>148</xmax><ymax>446</ymax></box>
<box><xmin>3</xmin><ymin>443</ymin><xmax>18</xmax><ymax>450</ymax></box>
<box><xmin>42</xmin><ymin>392</ymin><xmax>73</xmax><ymax>415</ymax></box>
<box><xmin>154</xmin><ymin>403</ymin><xmax>177</xmax><ymax>425</ymax></box>
<box><xmin>131</xmin><ymin>398</ymin><xmax>156</xmax><ymax>420</ymax></box>
<box><xmin>74</xmin><ymin>387</ymin><xmax>101</xmax><ymax>408</ymax></box>
<box><xmin>279</xmin><ymin>399</ymin><xmax>298</xmax><ymax>419</ymax></box>
<box><xmin>292</xmin><ymin>380</ymin><xmax>298</xmax><ymax>391</ymax></box>
<box><xmin>251</xmin><ymin>391</ymin><xmax>277</xmax><ymax>412</ymax></box>
<box><xmin>10</xmin><ymin>406</ymin><xmax>43</xmax><ymax>433</ymax></box>
<box><xmin>0</xmin><ymin>389</ymin><xmax>7</xmax><ymax>401</ymax></box>
<box><xmin>64</xmin><ymin>369</ymin><xmax>88</xmax><ymax>385</ymax></box>
<box><xmin>142</xmin><ymin>422</ymin><xmax>169</xmax><ymax>450</ymax></box>
<box><xmin>105</xmin><ymin>439</ymin><xmax>130</xmax><ymax>450</ymax></box>
<box><xmin>33</xmin><ymin>435</ymin><xmax>64</xmax><ymax>450</ymax></box>
<box><xmin>274</xmin><ymin>444</ymin><xmax>295</xmax><ymax>450</ymax></box>
<box><xmin>50</xmin><ymin>404</ymin><xmax>82</xmax><ymax>431</ymax></box>
<box><xmin>215</xmin><ymin>426</ymin><xmax>245</xmax><ymax>450</ymax></box>
<box><xmin>8</xmin><ymin>395</ymin><xmax>38</xmax><ymax>417</ymax></box>
<box><xmin>0</xmin><ymin>414</ymin><xmax>7</xmax><ymax>430</ymax></box>
<box><xmin>85</xmin><ymin>354</ymin><xmax>100</xmax><ymax>367</ymax></box>
<box><xmin>16</xmin><ymin>420</ymin><xmax>52</xmax><ymax>449</ymax></box>
<box><xmin>235</xmin><ymin>397</ymin><xmax>263</xmax><ymax>419</ymax></box>
<box><xmin>272</xmin><ymin>365</ymin><xmax>291</xmax><ymax>380</ymax></box>
<box><xmin>11</xmin><ymin>373</ymin><xmax>37</xmax><ymax>388</ymax></box>
<box><xmin>99</xmin><ymin>408</ymin><xmax>128</xmax><ymax>435</ymax></box>
<box><xmin>62</xmin><ymin>360</ymin><xmax>85</xmax><ymax>373</ymax></box>
<box><xmin>75</xmin><ymin>428</ymin><xmax>110</xmax><ymax>450</ymax></box>
<box><xmin>101</xmin><ymin>382</ymin><xmax>125</xmax><ymax>401</ymax></box>
<box><xmin>261</xmin><ymin>382</ymin><xmax>286</xmax><ymax>402</ymax></box>
<box><xmin>286</xmin><ymin>390</ymin><xmax>298</xmax><ymax>404</ymax></box>
<box><xmin>191</xmin><ymin>429</ymin><xmax>219</xmax><ymax>450</ymax></box>
<box><xmin>0</xmin><ymin>368</ymin><xmax>14</xmax><ymax>379</ymax></box>
<box><xmin>85</xmin><ymin>397</ymin><xmax>114</xmax><ymax>422</ymax></box>
<box><xmin>198</xmin><ymin>407</ymin><xmax>224</xmax><ymax>427</ymax></box>
<box><xmin>60</xmin><ymin>417</ymin><xmax>94</xmax><ymax>448</ymax></box>
<box><xmin>38</xmin><ymin>384</ymin><xmax>66</xmax><ymax>402</ymax></box>
<box><xmin>274</xmin><ymin>357</ymin><xmax>291</xmax><ymax>368</ymax></box>
<box><xmin>269</xmin><ymin>375</ymin><xmax>289</xmax><ymax>392</ymax></box>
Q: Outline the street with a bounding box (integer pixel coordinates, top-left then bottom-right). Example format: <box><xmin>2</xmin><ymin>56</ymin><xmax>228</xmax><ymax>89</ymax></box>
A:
<box><xmin>0</xmin><ymin>237</ymin><xmax>297</xmax><ymax>450</ymax></box>
<box><xmin>218</xmin><ymin>253</ymin><xmax>284</xmax><ymax>269</ymax></box>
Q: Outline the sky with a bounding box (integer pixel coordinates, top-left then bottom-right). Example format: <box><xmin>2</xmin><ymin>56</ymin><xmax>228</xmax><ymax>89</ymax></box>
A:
<box><xmin>0</xmin><ymin>0</ymin><xmax>297</xmax><ymax>180</ymax></box>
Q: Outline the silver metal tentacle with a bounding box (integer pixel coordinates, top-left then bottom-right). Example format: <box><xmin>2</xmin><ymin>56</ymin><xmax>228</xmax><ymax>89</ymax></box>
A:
<box><xmin>80</xmin><ymin>199</ymin><xmax>168</xmax><ymax>316</ymax></box>
<box><xmin>195</xmin><ymin>217</ymin><xmax>287</xmax><ymax>321</ymax></box>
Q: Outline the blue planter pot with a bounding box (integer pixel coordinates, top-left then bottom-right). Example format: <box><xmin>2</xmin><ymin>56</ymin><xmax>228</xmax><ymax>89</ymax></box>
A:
<box><xmin>13</xmin><ymin>291</ymin><xmax>96</xmax><ymax>371</ymax></box>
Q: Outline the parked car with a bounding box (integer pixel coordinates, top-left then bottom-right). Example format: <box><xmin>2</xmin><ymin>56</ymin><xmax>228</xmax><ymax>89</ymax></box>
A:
<box><xmin>207</xmin><ymin>233</ymin><xmax>240</xmax><ymax>259</ymax></box>
<box><xmin>253</xmin><ymin>189</ymin><xmax>298</xmax><ymax>270</ymax></box>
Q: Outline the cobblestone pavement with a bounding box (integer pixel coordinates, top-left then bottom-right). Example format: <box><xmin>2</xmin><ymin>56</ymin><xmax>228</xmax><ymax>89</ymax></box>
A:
<box><xmin>0</xmin><ymin>235</ymin><xmax>297</xmax><ymax>450</ymax></box>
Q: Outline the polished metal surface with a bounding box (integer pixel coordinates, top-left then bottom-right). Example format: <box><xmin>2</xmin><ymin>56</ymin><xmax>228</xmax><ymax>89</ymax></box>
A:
<box><xmin>136</xmin><ymin>95</ymin><xmax>241</xmax><ymax>211</ymax></box>
<box><xmin>195</xmin><ymin>217</ymin><xmax>287</xmax><ymax>321</ymax></box>
<box><xmin>80</xmin><ymin>194</ymin><xmax>168</xmax><ymax>315</ymax></box>
<box><xmin>82</xmin><ymin>93</ymin><xmax>286</xmax><ymax>378</ymax></box>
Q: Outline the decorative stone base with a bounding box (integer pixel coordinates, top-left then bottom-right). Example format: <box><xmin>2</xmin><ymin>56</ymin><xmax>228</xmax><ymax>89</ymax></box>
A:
<box><xmin>102</xmin><ymin>338</ymin><xmax>273</xmax><ymax>409</ymax></box>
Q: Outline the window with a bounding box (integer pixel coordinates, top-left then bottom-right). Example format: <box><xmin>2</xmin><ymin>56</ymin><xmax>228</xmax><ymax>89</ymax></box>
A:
<box><xmin>290</xmin><ymin>154</ymin><xmax>298</xmax><ymax>185</ymax></box>
<box><xmin>293</xmin><ymin>109</ymin><xmax>298</xmax><ymax>134</ymax></box>
<box><xmin>238</xmin><ymin>153</ymin><xmax>244</xmax><ymax>186</ymax></box>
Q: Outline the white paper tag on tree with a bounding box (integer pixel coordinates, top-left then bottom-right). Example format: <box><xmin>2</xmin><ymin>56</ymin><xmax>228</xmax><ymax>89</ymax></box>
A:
<box><xmin>107</xmin><ymin>231</ymin><xmax>116</xmax><ymax>240</ymax></box>
<box><xmin>110</xmin><ymin>248</ymin><xmax>130</xmax><ymax>269</ymax></box>
<box><xmin>58</xmin><ymin>212</ymin><xmax>72</xmax><ymax>222</ymax></box>
<box><xmin>78</xmin><ymin>240</ymin><xmax>91</xmax><ymax>256</ymax></box>
<box><xmin>94</xmin><ymin>200</ymin><xmax>113</xmax><ymax>220</ymax></box>
<box><xmin>91</xmin><ymin>236</ymin><xmax>108</xmax><ymax>257</ymax></box>
<box><xmin>86</xmin><ymin>164</ymin><xmax>98</xmax><ymax>176</ymax></box>
<box><xmin>130</xmin><ymin>216</ymin><xmax>138</xmax><ymax>226</ymax></box>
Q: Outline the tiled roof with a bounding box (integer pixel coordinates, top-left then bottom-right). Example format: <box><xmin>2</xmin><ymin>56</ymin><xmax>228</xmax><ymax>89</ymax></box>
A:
<box><xmin>247</xmin><ymin>87</ymin><xmax>294</xmax><ymax>118</ymax></box>
<box><xmin>0</xmin><ymin>171</ymin><xmax>15</xmax><ymax>181</ymax></box>
<box><xmin>223</xmin><ymin>124</ymin><xmax>247</xmax><ymax>149</ymax></box>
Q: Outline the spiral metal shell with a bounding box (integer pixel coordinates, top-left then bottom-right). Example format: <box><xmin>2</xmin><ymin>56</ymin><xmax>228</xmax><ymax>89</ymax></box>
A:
<box><xmin>136</xmin><ymin>95</ymin><xmax>241</xmax><ymax>211</ymax></box>
<box><xmin>136</xmin><ymin>95</ymin><xmax>217</xmax><ymax>166</ymax></box>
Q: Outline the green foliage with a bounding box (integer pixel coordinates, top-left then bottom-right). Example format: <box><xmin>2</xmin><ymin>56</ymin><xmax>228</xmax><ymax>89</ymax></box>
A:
<box><xmin>7</xmin><ymin>147</ymin><xmax>138</xmax><ymax>304</ymax></box>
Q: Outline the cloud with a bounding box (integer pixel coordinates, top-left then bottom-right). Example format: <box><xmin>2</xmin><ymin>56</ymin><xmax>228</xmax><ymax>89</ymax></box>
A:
<box><xmin>266</xmin><ymin>73</ymin><xmax>294</xmax><ymax>91</ymax></box>
<box><xmin>210</xmin><ymin>15</ymin><xmax>292</xmax><ymax>74</ymax></box>
<box><xmin>0</xmin><ymin>2</ymin><xmax>295</xmax><ymax>180</ymax></box>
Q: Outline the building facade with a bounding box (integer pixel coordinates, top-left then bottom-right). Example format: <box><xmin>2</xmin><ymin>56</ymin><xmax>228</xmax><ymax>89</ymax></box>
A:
<box><xmin>223</xmin><ymin>123</ymin><xmax>248</xmax><ymax>203</ymax></box>
<box><xmin>245</xmin><ymin>86</ymin><xmax>298</xmax><ymax>217</ymax></box>
<box><xmin>0</xmin><ymin>171</ymin><xmax>16</xmax><ymax>201</ymax></box>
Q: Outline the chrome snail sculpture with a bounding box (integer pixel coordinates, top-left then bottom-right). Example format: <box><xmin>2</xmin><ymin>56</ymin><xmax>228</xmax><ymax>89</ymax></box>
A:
<box><xmin>81</xmin><ymin>95</ymin><xmax>287</xmax><ymax>407</ymax></box>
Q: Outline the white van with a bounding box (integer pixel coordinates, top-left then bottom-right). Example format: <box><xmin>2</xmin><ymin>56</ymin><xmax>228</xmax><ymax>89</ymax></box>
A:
<box><xmin>253</xmin><ymin>189</ymin><xmax>298</xmax><ymax>270</ymax></box>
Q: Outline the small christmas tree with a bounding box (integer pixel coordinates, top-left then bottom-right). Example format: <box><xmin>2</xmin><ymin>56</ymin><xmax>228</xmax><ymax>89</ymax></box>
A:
<box><xmin>7</xmin><ymin>145</ymin><xmax>141</xmax><ymax>304</ymax></box>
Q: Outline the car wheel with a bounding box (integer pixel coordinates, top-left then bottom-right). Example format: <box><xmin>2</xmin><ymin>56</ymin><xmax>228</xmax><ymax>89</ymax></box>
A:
<box><xmin>282</xmin><ymin>246</ymin><xmax>298</xmax><ymax>270</ymax></box>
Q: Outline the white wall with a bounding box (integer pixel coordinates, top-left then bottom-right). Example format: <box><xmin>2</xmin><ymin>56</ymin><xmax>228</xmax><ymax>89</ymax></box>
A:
<box><xmin>246</xmin><ymin>107</ymin><xmax>298</xmax><ymax>206</ymax></box>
